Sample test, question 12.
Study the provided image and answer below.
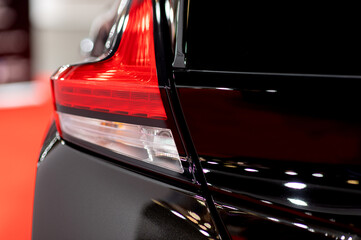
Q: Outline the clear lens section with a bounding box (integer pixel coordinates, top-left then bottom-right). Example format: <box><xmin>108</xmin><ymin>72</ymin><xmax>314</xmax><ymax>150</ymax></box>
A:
<box><xmin>58</xmin><ymin>112</ymin><xmax>184</xmax><ymax>173</ymax></box>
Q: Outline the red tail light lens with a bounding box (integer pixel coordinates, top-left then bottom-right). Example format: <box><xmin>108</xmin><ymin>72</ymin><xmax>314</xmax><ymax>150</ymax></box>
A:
<box><xmin>52</xmin><ymin>0</ymin><xmax>166</xmax><ymax>120</ymax></box>
<box><xmin>51</xmin><ymin>0</ymin><xmax>184</xmax><ymax>173</ymax></box>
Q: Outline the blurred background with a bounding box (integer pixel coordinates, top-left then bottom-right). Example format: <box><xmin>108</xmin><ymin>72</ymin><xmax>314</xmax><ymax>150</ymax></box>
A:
<box><xmin>0</xmin><ymin>0</ymin><xmax>114</xmax><ymax>238</ymax></box>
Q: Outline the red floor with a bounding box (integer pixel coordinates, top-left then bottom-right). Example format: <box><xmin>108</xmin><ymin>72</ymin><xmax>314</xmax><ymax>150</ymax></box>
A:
<box><xmin>0</xmin><ymin>76</ymin><xmax>53</xmax><ymax>239</ymax></box>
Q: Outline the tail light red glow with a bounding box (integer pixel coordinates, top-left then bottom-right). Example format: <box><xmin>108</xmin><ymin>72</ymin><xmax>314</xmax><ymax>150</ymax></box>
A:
<box><xmin>52</xmin><ymin>0</ymin><xmax>166</xmax><ymax>120</ymax></box>
<box><xmin>51</xmin><ymin>0</ymin><xmax>184</xmax><ymax>173</ymax></box>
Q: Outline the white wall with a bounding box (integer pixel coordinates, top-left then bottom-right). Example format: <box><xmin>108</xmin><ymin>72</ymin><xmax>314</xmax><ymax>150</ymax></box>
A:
<box><xmin>30</xmin><ymin>0</ymin><xmax>115</xmax><ymax>74</ymax></box>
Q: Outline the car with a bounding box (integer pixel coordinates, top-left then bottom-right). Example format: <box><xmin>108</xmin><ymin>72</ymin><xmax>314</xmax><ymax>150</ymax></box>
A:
<box><xmin>32</xmin><ymin>0</ymin><xmax>361</xmax><ymax>239</ymax></box>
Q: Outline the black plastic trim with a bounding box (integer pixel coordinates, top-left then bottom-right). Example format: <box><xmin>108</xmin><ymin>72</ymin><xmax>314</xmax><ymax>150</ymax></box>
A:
<box><xmin>56</xmin><ymin>104</ymin><xmax>167</xmax><ymax>128</ymax></box>
<box><xmin>174</xmin><ymin>69</ymin><xmax>361</xmax><ymax>89</ymax></box>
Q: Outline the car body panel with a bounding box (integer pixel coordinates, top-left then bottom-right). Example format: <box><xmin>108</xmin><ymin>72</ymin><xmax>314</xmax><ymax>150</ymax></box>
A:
<box><xmin>33</xmin><ymin>140</ymin><xmax>221</xmax><ymax>240</ymax></box>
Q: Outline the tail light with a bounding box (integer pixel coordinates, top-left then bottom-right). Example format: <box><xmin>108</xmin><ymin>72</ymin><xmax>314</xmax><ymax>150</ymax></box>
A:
<box><xmin>51</xmin><ymin>0</ymin><xmax>184</xmax><ymax>173</ymax></box>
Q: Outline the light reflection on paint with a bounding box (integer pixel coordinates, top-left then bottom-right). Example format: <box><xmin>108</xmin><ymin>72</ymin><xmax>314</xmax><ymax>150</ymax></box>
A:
<box><xmin>203</xmin><ymin>169</ymin><xmax>210</xmax><ymax>173</ymax></box>
<box><xmin>207</xmin><ymin>161</ymin><xmax>218</xmax><ymax>165</ymax></box>
<box><xmin>244</xmin><ymin>168</ymin><xmax>258</xmax><ymax>173</ymax></box>
<box><xmin>288</xmin><ymin>198</ymin><xmax>308</xmax><ymax>206</ymax></box>
<box><xmin>171</xmin><ymin>210</ymin><xmax>186</xmax><ymax>220</ymax></box>
<box><xmin>222</xmin><ymin>205</ymin><xmax>238</xmax><ymax>210</ymax></box>
<box><xmin>216</xmin><ymin>87</ymin><xmax>233</xmax><ymax>91</ymax></box>
<box><xmin>293</xmin><ymin>223</ymin><xmax>308</xmax><ymax>229</ymax></box>
<box><xmin>188</xmin><ymin>211</ymin><xmax>201</xmax><ymax>221</ymax></box>
<box><xmin>199</xmin><ymin>229</ymin><xmax>210</xmax><ymax>237</ymax></box>
<box><xmin>266</xmin><ymin>89</ymin><xmax>277</xmax><ymax>93</ymax></box>
<box><xmin>347</xmin><ymin>180</ymin><xmax>359</xmax><ymax>185</ymax></box>
<box><xmin>204</xmin><ymin>223</ymin><xmax>211</xmax><ymax>229</ymax></box>
<box><xmin>186</xmin><ymin>216</ymin><xmax>198</xmax><ymax>224</ymax></box>
<box><xmin>285</xmin><ymin>171</ymin><xmax>298</xmax><ymax>175</ymax></box>
<box><xmin>312</xmin><ymin>173</ymin><xmax>324</xmax><ymax>178</ymax></box>
<box><xmin>284</xmin><ymin>182</ymin><xmax>307</xmax><ymax>190</ymax></box>
<box><xmin>267</xmin><ymin>217</ymin><xmax>280</xmax><ymax>222</ymax></box>
<box><xmin>199</xmin><ymin>224</ymin><xmax>207</xmax><ymax>231</ymax></box>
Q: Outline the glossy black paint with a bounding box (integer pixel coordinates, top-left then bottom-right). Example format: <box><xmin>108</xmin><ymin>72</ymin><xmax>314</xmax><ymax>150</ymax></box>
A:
<box><xmin>214</xmin><ymin>197</ymin><xmax>359</xmax><ymax>240</ymax></box>
<box><xmin>33</xmin><ymin>141</ymin><xmax>221</xmax><ymax>240</ymax></box>
<box><xmin>201</xmin><ymin>156</ymin><xmax>361</xmax><ymax>237</ymax></box>
<box><xmin>173</xmin><ymin>70</ymin><xmax>361</xmax><ymax>238</ymax></box>
<box><xmin>175</xmin><ymin>70</ymin><xmax>361</xmax><ymax>164</ymax></box>
<box><xmin>185</xmin><ymin>2</ymin><xmax>361</xmax><ymax>75</ymax></box>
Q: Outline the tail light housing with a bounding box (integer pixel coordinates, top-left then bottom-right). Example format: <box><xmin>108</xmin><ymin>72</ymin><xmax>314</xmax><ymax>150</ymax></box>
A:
<box><xmin>51</xmin><ymin>0</ymin><xmax>185</xmax><ymax>174</ymax></box>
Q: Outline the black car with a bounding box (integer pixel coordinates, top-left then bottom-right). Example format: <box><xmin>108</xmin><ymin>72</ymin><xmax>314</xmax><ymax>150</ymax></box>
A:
<box><xmin>32</xmin><ymin>0</ymin><xmax>361</xmax><ymax>239</ymax></box>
